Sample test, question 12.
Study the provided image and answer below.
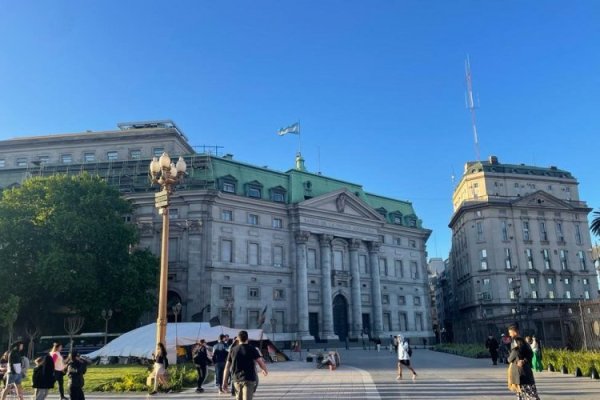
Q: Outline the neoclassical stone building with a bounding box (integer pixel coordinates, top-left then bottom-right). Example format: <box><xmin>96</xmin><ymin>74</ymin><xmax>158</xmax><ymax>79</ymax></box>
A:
<box><xmin>0</xmin><ymin>121</ymin><xmax>433</xmax><ymax>343</ymax></box>
<box><xmin>448</xmin><ymin>156</ymin><xmax>599</xmax><ymax>342</ymax></box>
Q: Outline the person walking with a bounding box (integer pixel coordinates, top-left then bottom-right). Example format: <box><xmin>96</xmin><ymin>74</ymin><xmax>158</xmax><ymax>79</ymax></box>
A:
<box><xmin>212</xmin><ymin>334</ymin><xmax>229</xmax><ymax>393</ymax></box>
<box><xmin>0</xmin><ymin>341</ymin><xmax>25</xmax><ymax>400</ymax></box>
<box><xmin>485</xmin><ymin>334</ymin><xmax>500</xmax><ymax>365</ymax></box>
<box><xmin>530</xmin><ymin>336</ymin><xmax>543</xmax><ymax>372</ymax></box>
<box><xmin>192</xmin><ymin>339</ymin><xmax>210</xmax><ymax>393</ymax></box>
<box><xmin>221</xmin><ymin>330</ymin><xmax>268</xmax><ymax>400</ymax></box>
<box><xmin>507</xmin><ymin>324</ymin><xmax>540</xmax><ymax>400</ymax></box>
<box><xmin>66</xmin><ymin>350</ymin><xmax>87</xmax><ymax>400</ymax></box>
<box><xmin>50</xmin><ymin>343</ymin><xmax>67</xmax><ymax>400</ymax></box>
<box><xmin>149</xmin><ymin>342</ymin><xmax>169</xmax><ymax>395</ymax></box>
<box><xmin>31</xmin><ymin>353</ymin><xmax>55</xmax><ymax>400</ymax></box>
<box><xmin>396</xmin><ymin>335</ymin><xmax>417</xmax><ymax>381</ymax></box>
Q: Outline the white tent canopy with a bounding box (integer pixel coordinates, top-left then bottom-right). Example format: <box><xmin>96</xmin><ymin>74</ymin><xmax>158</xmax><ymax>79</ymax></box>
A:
<box><xmin>86</xmin><ymin>322</ymin><xmax>268</xmax><ymax>363</ymax></box>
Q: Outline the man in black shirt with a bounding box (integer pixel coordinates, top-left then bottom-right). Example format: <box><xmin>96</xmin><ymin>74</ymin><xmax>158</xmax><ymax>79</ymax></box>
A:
<box><xmin>222</xmin><ymin>331</ymin><xmax>268</xmax><ymax>400</ymax></box>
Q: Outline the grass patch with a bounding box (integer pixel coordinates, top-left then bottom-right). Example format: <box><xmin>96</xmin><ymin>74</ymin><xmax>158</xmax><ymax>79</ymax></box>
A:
<box><xmin>432</xmin><ymin>343</ymin><xmax>489</xmax><ymax>358</ymax></box>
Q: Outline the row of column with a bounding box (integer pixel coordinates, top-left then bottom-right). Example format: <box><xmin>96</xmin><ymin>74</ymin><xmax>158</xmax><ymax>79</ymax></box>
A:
<box><xmin>295</xmin><ymin>231</ymin><xmax>384</xmax><ymax>339</ymax></box>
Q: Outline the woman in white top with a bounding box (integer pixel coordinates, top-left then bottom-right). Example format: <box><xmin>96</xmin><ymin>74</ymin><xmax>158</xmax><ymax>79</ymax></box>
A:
<box><xmin>50</xmin><ymin>343</ymin><xmax>67</xmax><ymax>400</ymax></box>
<box><xmin>396</xmin><ymin>335</ymin><xmax>417</xmax><ymax>381</ymax></box>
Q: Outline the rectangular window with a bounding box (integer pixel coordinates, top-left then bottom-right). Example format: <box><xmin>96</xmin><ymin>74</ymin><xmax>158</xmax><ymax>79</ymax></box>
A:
<box><xmin>221</xmin><ymin>209</ymin><xmax>233</xmax><ymax>221</ymax></box>
<box><xmin>247</xmin><ymin>187</ymin><xmax>261</xmax><ymax>198</ymax></box>
<box><xmin>565</xmin><ymin>290</ymin><xmax>571</xmax><ymax>299</ymax></box>
<box><xmin>382</xmin><ymin>295</ymin><xmax>390</xmax><ymax>305</ymax></box>
<box><xmin>526</xmin><ymin>248</ymin><xmax>534</xmax><ymax>269</ymax></box>
<box><xmin>333</xmin><ymin>250</ymin><xmax>343</xmax><ymax>271</ymax></box>
<box><xmin>413</xmin><ymin>296</ymin><xmax>421</xmax><ymax>306</ymax></box>
<box><xmin>359</xmin><ymin>255</ymin><xmax>368</xmax><ymax>274</ymax></box>
<box><xmin>395</xmin><ymin>260</ymin><xmax>403</xmax><ymax>278</ymax></box>
<box><xmin>480</xmin><ymin>249</ymin><xmax>488</xmax><ymax>270</ymax></box>
<box><xmin>383</xmin><ymin>313</ymin><xmax>391</xmax><ymax>332</ymax></box>
<box><xmin>393</xmin><ymin>237</ymin><xmax>401</xmax><ymax>245</ymax></box>
<box><xmin>0</xmin><ymin>159</ymin><xmax>5</xmax><ymax>168</ymax></box>
<box><xmin>415</xmin><ymin>313</ymin><xmax>424</xmax><ymax>331</ymax></box>
<box><xmin>584</xmin><ymin>291</ymin><xmax>590</xmax><ymax>299</ymax></box>
<box><xmin>408</xmin><ymin>239</ymin><xmax>416</xmax><ymax>248</ymax></box>
<box><xmin>83</xmin><ymin>152</ymin><xmax>95</xmax><ymax>162</ymax></box>
<box><xmin>504</xmin><ymin>248</ymin><xmax>512</xmax><ymax>269</ymax></box>
<box><xmin>379</xmin><ymin>258</ymin><xmax>388</xmax><ymax>276</ymax></box>
<box><xmin>556</xmin><ymin>222</ymin><xmax>565</xmax><ymax>242</ymax></box>
<box><xmin>307</xmin><ymin>248</ymin><xmax>316</xmax><ymax>269</ymax></box>
<box><xmin>248</xmin><ymin>310</ymin><xmax>260</xmax><ymax>328</ymax></box>
<box><xmin>223</xmin><ymin>182</ymin><xmax>236</xmax><ymax>193</ymax></box>
<box><xmin>575</xmin><ymin>224</ymin><xmax>583</xmax><ymax>245</ymax></box>
<box><xmin>476</xmin><ymin>221</ymin><xmax>484</xmax><ymax>241</ymax></box>
<box><xmin>531</xmin><ymin>291</ymin><xmax>538</xmax><ymax>299</ymax></box>
<box><xmin>501</xmin><ymin>220</ymin><xmax>508</xmax><ymax>241</ymax></box>
<box><xmin>248</xmin><ymin>287</ymin><xmax>260</xmax><ymax>299</ymax></box>
<box><xmin>272</xmin><ymin>218</ymin><xmax>283</xmax><ymax>229</ymax></box>
<box><xmin>410</xmin><ymin>261</ymin><xmax>419</xmax><ymax>279</ymax></box>
<box><xmin>542</xmin><ymin>249</ymin><xmax>551</xmax><ymax>269</ymax></box>
<box><xmin>60</xmin><ymin>154</ymin><xmax>72</xmax><ymax>164</ymax></box>
<box><xmin>16</xmin><ymin>157</ymin><xmax>28</xmax><ymax>167</ymax></box>
<box><xmin>168</xmin><ymin>238</ymin><xmax>178</xmax><ymax>262</ymax></box>
<box><xmin>247</xmin><ymin>214</ymin><xmax>259</xmax><ymax>225</ymax></box>
<box><xmin>221</xmin><ymin>239</ymin><xmax>233</xmax><ymax>263</ymax></box>
<box><xmin>361</xmin><ymin>294</ymin><xmax>370</xmax><ymax>304</ymax></box>
<box><xmin>221</xmin><ymin>286</ymin><xmax>233</xmax><ymax>298</ymax></box>
<box><xmin>583</xmin><ymin>278</ymin><xmax>589</xmax><ymax>285</ymax></box>
<box><xmin>483</xmin><ymin>278</ymin><xmax>490</xmax><ymax>286</ymax></box>
<box><xmin>272</xmin><ymin>310</ymin><xmax>285</xmax><ymax>332</ymax></box>
<box><xmin>540</xmin><ymin>221</ymin><xmax>548</xmax><ymax>241</ymax></box>
<box><xmin>560</xmin><ymin>250</ymin><xmax>568</xmax><ymax>270</ymax></box>
<box><xmin>153</xmin><ymin>147</ymin><xmax>164</xmax><ymax>157</ymax></box>
<box><xmin>547</xmin><ymin>277</ymin><xmax>554</xmax><ymax>285</ymax></box>
<box><xmin>398</xmin><ymin>312</ymin><xmax>408</xmax><ymax>331</ymax></box>
<box><xmin>522</xmin><ymin>221</ymin><xmax>530</xmax><ymax>241</ymax></box>
<box><xmin>398</xmin><ymin>295</ymin><xmax>406</xmax><ymax>305</ymax></box>
<box><xmin>107</xmin><ymin>151</ymin><xmax>118</xmax><ymax>161</ymax></box>
<box><xmin>548</xmin><ymin>290</ymin><xmax>555</xmax><ymax>299</ymax></box>
<box><xmin>38</xmin><ymin>155</ymin><xmax>50</xmax><ymax>165</ymax></box>
<box><xmin>130</xmin><ymin>149</ymin><xmax>142</xmax><ymax>159</ymax></box>
<box><xmin>577</xmin><ymin>250</ymin><xmax>586</xmax><ymax>270</ymax></box>
<box><xmin>271</xmin><ymin>191</ymin><xmax>285</xmax><ymax>202</ymax></box>
<box><xmin>274</xmin><ymin>288</ymin><xmax>285</xmax><ymax>300</ymax></box>
<box><xmin>169</xmin><ymin>208</ymin><xmax>179</xmax><ymax>219</ymax></box>
<box><xmin>248</xmin><ymin>243</ymin><xmax>259</xmax><ymax>265</ymax></box>
<box><xmin>274</xmin><ymin>246</ymin><xmax>284</xmax><ymax>268</ymax></box>
<box><xmin>564</xmin><ymin>278</ymin><xmax>570</xmax><ymax>285</ymax></box>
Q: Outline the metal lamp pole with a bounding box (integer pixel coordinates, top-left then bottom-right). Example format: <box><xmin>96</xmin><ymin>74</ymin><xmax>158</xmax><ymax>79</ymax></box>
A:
<box><xmin>101</xmin><ymin>309</ymin><xmax>113</xmax><ymax>345</ymax></box>
<box><xmin>149</xmin><ymin>153</ymin><xmax>187</xmax><ymax>347</ymax></box>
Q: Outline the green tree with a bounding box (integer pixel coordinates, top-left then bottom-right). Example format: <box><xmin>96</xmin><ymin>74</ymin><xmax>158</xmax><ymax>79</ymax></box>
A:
<box><xmin>591</xmin><ymin>210</ymin><xmax>600</xmax><ymax>237</ymax></box>
<box><xmin>0</xmin><ymin>294</ymin><xmax>20</xmax><ymax>347</ymax></box>
<box><xmin>0</xmin><ymin>174</ymin><xmax>158</xmax><ymax>333</ymax></box>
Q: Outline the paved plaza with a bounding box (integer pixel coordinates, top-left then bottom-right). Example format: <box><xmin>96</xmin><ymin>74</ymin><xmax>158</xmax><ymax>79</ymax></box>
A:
<box><xmin>70</xmin><ymin>348</ymin><xmax>599</xmax><ymax>399</ymax></box>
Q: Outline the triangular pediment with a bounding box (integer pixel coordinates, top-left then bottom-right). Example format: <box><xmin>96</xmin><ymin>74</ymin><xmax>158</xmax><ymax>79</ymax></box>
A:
<box><xmin>512</xmin><ymin>191</ymin><xmax>574</xmax><ymax>210</ymax></box>
<box><xmin>299</xmin><ymin>188</ymin><xmax>385</xmax><ymax>221</ymax></box>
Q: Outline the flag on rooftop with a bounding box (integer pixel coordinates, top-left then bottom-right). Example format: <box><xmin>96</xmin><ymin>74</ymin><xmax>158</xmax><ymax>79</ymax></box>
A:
<box><xmin>276</xmin><ymin>122</ymin><xmax>300</xmax><ymax>136</ymax></box>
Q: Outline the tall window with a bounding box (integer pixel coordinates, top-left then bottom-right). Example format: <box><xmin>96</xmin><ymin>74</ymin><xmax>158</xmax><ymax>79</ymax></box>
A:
<box><xmin>248</xmin><ymin>243</ymin><xmax>259</xmax><ymax>265</ymax></box>
<box><xmin>379</xmin><ymin>258</ymin><xmax>388</xmax><ymax>276</ymax></box>
<box><xmin>501</xmin><ymin>220</ymin><xmax>509</xmax><ymax>241</ymax></box>
<box><xmin>542</xmin><ymin>249</ymin><xmax>551</xmax><ymax>269</ymax></box>
<box><xmin>575</xmin><ymin>224</ymin><xmax>583</xmax><ymax>245</ymax></box>
<box><xmin>522</xmin><ymin>221</ymin><xmax>530</xmax><ymax>241</ymax></box>
<box><xmin>398</xmin><ymin>312</ymin><xmax>408</xmax><ymax>331</ymax></box>
<box><xmin>415</xmin><ymin>313</ymin><xmax>424</xmax><ymax>331</ymax></box>
<box><xmin>333</xmin><ymin>250</ymin><xmax>344</xmax><ymax>271</ymax></box>
<box><xmin>526</xmin><ymin>248</ymin><xmax>534</xmax><ymax>269</ymax></box>
<box><xmin>504</xmin><ymin>248</ymin><xmax>512</xmax><ymax>269</ymax></box>
<box><xmin>413</xmin><ymin>296</ymin><xmax>421</xmax><ymax>306</ymax></box>
<box><xmin>559</xmin><ymin>250</ymin><xmax>568</xmax><ymax>270</ymax></box>
<box><xmin>221</xmin><ymin>239</ymin><xmax>233</xmax><ymax>263</ymax></box>
<box><xmin>168</xmin><ymin>238</ymin><xmax>178</xmax><ymax>262</ymax></box>
<box><xmin>398</xmin><ymin>295</ymin><xmax>406</xmax><ymax>305</ymax></box>
<box><xmin>480</xmin><ymin>249</ymin><xmax>488</xmax><ymax>270</ymax></box>
<box><xmin>272</xmin><ymin>218</ymin><xmax>283</xmax><ymax>229</ymax></box>
<box><xmin>307</xmin><ymin>248</ymin><xmax>316</xmax><ymax>269</ymax></box>
<box><xmin>274</xmin><ymin>288</ymin><xmax>285</xmax><ymax>300</ymax></box>
<box><xmin>476</xmin><ymin>221</ymin><xmax>484</xmax><ymax>241</ymax></box>
<box><xmin>556</xmin><ymin>222</ymin><xmax>565</xmax><ymax>242</ymax></box>
<box><xmin>395</xmin><ymin>260</ymin><xmax>403</xmax><ymax>278</ymax></box>
<box><xmin>540</xmin><ymin>221</ymin><xmax>548</xmax><ymax>241</ymax></box>
<box><xmin>0</xmin><ymin>159</ymin><xmax>5</xmax><ymax>168</ymax></box>
<box><xmin>273</xmin><ymin>245</ymin><xmax>284</xmax><ymax>267</ymax></box>
<box><xmin>577</xmin><ymin>250</ymin><xmax>586</xmax><ymax>270</ymax></box>
<box><xmin>508</xmin><ymin>278</ymin><xmax>516</xmax><ymax>299</ymax></box>
<box><xmin>383</xmin><ymin>313</ymin><xmax>391</xmax><ymax>331</ymax></box>
<box><xmin>410</xmin><ymin>261</ymin><xmax>419</xmax><ymax>279</ymax></box>
<box><xmin>221</xmin><ymin>209</ymin><xmax>233</xmax><ymax>221</ymax></box>
<box><xmin>359</xmin><ymin>255</ymin><xmax>368</xmax><ymax>274</ymax></box>
<box><xmin>247</xmin><ymin>310</ymin><xmax>260</xmax><ymax>328</ymax></box>
<box><xmin>247</xmin><ymin>214</ymin><xmax>259</xmax><ymax>225</ymax></box>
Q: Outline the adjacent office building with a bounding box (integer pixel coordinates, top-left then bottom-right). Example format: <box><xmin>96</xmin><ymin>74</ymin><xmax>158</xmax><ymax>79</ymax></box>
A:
<box><xmin>0</xmin><ymin>121</ymin><xmax>434</xmax><ymax>343</ymax></box>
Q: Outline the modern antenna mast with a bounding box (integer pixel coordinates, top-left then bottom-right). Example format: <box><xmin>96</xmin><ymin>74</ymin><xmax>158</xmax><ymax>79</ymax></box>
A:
<box><xmin>465</xmin><ymin>56</ymin><xmax>481</xmax><ymax>160</ymax></box>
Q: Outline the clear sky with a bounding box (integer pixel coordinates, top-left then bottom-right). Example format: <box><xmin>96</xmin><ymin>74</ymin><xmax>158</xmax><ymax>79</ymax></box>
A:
<box><xmin>1</xmin><ymin>1</ymin><xmax>599</xmax><ymax>258</ymax></box>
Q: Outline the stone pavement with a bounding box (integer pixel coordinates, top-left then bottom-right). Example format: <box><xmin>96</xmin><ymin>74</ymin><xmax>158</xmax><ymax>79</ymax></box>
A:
<box><xmin>55</xmin><ymin>347</ymin><xmax>600</xmax><ymax>399</ymax></box>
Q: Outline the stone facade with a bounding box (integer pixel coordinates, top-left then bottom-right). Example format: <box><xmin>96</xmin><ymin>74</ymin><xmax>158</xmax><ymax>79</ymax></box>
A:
<box><xmin>448</xmin><ymin>156</ymin><xmax>599</xmax><ymax>342</ymax></box>
<box><xmin>0</xmin><ymin>121</ymin><xmax>434</xmax><ymax>343</ymax></box>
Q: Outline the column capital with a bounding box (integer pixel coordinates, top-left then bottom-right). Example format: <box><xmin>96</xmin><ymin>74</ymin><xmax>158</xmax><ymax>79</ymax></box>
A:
<box><xmin>295</xmin><ymin>230</ymin><xmax>310</xmax><ymax>244</ymax></box>
<box><xmin>349</xmin><ymin>238</ymin><xmax>361</xmax><ymax>251</ymax></box>
<box><xmin>319</xmin><ymin>234</ymin><xmax>334</xmax><ymax>246</ymax></box>
<box><xmin>368</xmin><ymin>241</ymin><xmax>381</xmax><ymax>253</ymax></box>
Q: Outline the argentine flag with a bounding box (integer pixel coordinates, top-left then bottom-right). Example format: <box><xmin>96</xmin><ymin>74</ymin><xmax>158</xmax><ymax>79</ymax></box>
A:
<box><xmin>277</xmin><ymin>122</ymin><xmax>300</xmax><ymax>136</ymax></box>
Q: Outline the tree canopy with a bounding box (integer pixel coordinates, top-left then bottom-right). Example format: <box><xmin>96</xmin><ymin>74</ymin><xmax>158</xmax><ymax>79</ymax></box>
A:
<box><xmin>591</xmin><ymin>210</ymin><xmax>600</xmax><ymax>237</ymax></box>
<box><xmin>0</xmin><ymin>174</ymin><xmax>158</xmax><ymax>335</ymax></box>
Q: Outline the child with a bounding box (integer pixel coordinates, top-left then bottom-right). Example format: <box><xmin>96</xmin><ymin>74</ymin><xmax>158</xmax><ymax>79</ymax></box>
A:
<box><xmin>32</xmin><ymin>355</ymin><xmax>55</xmax><ymax>400</ymax></box>
<box><xmin>66</xmin><ymin>350</ymin><xmax>87</xmax><ymax>400</ymax></box>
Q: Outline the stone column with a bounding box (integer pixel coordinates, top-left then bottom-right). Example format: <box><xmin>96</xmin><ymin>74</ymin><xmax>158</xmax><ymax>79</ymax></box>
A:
<box><xmin>319</xmin><ymin>234</ymin><xmax>335</xmax><ymax>339</ymax></box>
<box><xmin>349</xmin><ymin>239</ymin><xmax>363</xmax><ymax>338</ymax></box>
<box><xmin>368</xmin><ymin>241</ymin><xmax>384</xmax><ymax>337</ymax></box>
<box><xmin>295</xmin><ymin>231</ymin><xmax>311</xmax><ymax>338</ymax></box>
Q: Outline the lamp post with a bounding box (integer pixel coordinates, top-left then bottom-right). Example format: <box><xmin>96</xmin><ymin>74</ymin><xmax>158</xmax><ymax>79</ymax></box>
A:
<box><xmin>149</xmin><ymin>153</ymin><xmax>187</xmax><ymax>347</ymax></box>
<box><xmin>101</xmin><ymin>309</ymin><xmax>113</xmax><ymax>345</ymax></box>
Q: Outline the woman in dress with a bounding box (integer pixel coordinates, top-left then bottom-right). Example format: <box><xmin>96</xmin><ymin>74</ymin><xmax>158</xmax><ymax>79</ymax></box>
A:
<box><xmin>149</xmin><ymin>343</ymin><xmax>169</xmax><ymax>395</ymax></box>
<box><xmin>530</xmin><ymin>337</ymin><xmax>543</xmax><ymax>372</ymax></box>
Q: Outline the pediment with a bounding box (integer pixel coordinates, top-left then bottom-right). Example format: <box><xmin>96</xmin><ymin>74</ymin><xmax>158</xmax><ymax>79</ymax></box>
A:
<box><xmin>299</xmin><ymin>188</ymin><xmax>385</xmax><ymax>221</ymax></box>
<box><xmin>511</xmin><ymin>191</ymin><xmax>574</xmax><ymax>210</ymax></box>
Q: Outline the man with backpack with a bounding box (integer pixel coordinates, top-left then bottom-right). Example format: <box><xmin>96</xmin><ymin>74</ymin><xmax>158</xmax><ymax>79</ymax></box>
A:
<box><xmin>212</xmin><ymin>334</ymin><xmax>229</xmax><ymax>394</ymax></box>
<box><xmin>32</xmin><ymin>353</ymin><xmax>55</xmax><ymax>400</ymax></box>
<box><xmin>192</xmin><ymin>339</ymin><xmax>210</xmax><ymax>393</ymax></box>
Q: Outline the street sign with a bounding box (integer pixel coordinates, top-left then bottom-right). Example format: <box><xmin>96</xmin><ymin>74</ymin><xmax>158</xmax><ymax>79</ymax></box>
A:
<box><xmin>155</xmin><ymin>191</ymin><xmax>169</xmax><ymax>208</ymax></box>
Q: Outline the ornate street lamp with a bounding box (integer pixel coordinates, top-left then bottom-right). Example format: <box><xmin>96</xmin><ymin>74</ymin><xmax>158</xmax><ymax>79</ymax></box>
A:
<box><xmin>101</xmin><ymin>309</ymin><xmax>113</xmax><ymax>345</ymax></box>
<box><xmin>149</xmin><ymin>153</ymin><xmax>186</xmax><ymax>347</ymax></box>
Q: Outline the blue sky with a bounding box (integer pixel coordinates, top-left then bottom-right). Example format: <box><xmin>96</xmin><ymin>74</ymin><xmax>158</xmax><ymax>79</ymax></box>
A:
<box><xmin>1</xmin><ymin>1</ymin><xmax>599</xmax><ymax>258</ymax></box>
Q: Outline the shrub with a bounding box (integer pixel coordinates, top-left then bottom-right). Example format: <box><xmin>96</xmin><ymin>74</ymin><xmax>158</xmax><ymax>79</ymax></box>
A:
<box><xmin>432</xmin><ymin>343</ymin><xmax>488</xmax><ymax>358</ymax></box>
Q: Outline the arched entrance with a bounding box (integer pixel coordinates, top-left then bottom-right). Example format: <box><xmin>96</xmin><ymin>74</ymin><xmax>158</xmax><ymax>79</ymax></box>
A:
<box><xmin>167</xmin><ymin>291</ymin><xmax>183</xmax><ymax>322</ymax></box>
<box><xmin>333</xmin><ymin>294</ymin><xmax>349</xmax><ymax>341</ymax></box>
